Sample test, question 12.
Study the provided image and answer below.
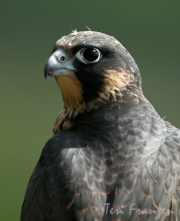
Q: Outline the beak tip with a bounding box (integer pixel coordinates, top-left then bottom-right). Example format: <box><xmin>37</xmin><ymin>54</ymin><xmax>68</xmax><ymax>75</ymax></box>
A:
<box><xmin>44</xmin><ymin>64</ymin><xmax>49</xmax><ymax>79</ymax></box>
<box><xmin>44</xmin><ymin>61</ymin><xmax>52</xmax><ymax>79</ymax></box>
<box><xmin>44</xmin><ymin>72</ymin><xmax>47</xmax><ymax>79</ymax></box>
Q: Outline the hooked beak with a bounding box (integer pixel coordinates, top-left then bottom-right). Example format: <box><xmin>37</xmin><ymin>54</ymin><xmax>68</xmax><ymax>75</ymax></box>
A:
<box><xmin>44</xmin><ymin>49</ymin><xmax>77</xmax><ymax>79</ymax></box>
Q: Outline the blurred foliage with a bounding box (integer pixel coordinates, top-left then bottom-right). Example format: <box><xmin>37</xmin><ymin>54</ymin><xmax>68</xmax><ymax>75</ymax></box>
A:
<box><xmin>0</xmin><ymin>1</ymin><xmax>180</xmax><ymax>220</ymax></box>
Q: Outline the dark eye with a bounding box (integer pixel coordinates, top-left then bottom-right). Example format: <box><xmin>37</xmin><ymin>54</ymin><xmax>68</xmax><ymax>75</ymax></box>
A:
<box><xmin>76</xmin><ymin>48</ymin><xmax>101</xmax><ymax>64</ymax></box>
<box><xmin>83</xmin><ymin>48</ymin><xmax>100</xmax><ymax>62</ymax></box>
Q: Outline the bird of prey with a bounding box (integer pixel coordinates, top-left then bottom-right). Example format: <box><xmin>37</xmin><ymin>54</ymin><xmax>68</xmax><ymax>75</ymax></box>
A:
<box><xmin>21</xmin><ymin>31</ymin><xmax>180</xmax><ymax>221</ymax></box>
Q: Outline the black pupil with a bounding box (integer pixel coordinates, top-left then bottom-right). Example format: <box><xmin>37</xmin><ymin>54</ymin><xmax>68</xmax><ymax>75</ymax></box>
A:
<box><xmin>83</xmin><ymin>48</ymin><xmax>99</xmax><ymax>62</ymax></box>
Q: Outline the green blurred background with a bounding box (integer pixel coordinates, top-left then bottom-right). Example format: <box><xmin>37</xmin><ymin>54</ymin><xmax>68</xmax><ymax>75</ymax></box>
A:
<box><xmin>0</xmin><ymin>1</ymin><xmax>180</xmax><ymax>220</ymax></box>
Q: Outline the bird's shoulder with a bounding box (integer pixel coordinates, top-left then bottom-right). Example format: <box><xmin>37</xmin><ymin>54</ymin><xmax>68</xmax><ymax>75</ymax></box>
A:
<box><xmin>165</xmin><ymin>121</ymin><xmax>180</xmax><ymax>147</ymax></box>
<box><xmin>21</xmin><ymin>130</ymin><xmax>84</xmax><ymax>221</ymax></box>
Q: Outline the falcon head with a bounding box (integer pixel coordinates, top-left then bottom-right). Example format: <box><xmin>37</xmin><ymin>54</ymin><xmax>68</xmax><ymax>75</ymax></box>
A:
<box><xmin>44</xmin><ymin>31</ymin><xmax>141</xmax><ymax>133</ymax></box>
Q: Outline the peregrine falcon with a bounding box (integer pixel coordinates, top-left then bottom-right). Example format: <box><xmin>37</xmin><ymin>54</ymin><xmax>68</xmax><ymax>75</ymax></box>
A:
<box><xmin>21</xmin><ymin>31</ymin><xmax>180</xmax><ymax>221</ymax></box>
